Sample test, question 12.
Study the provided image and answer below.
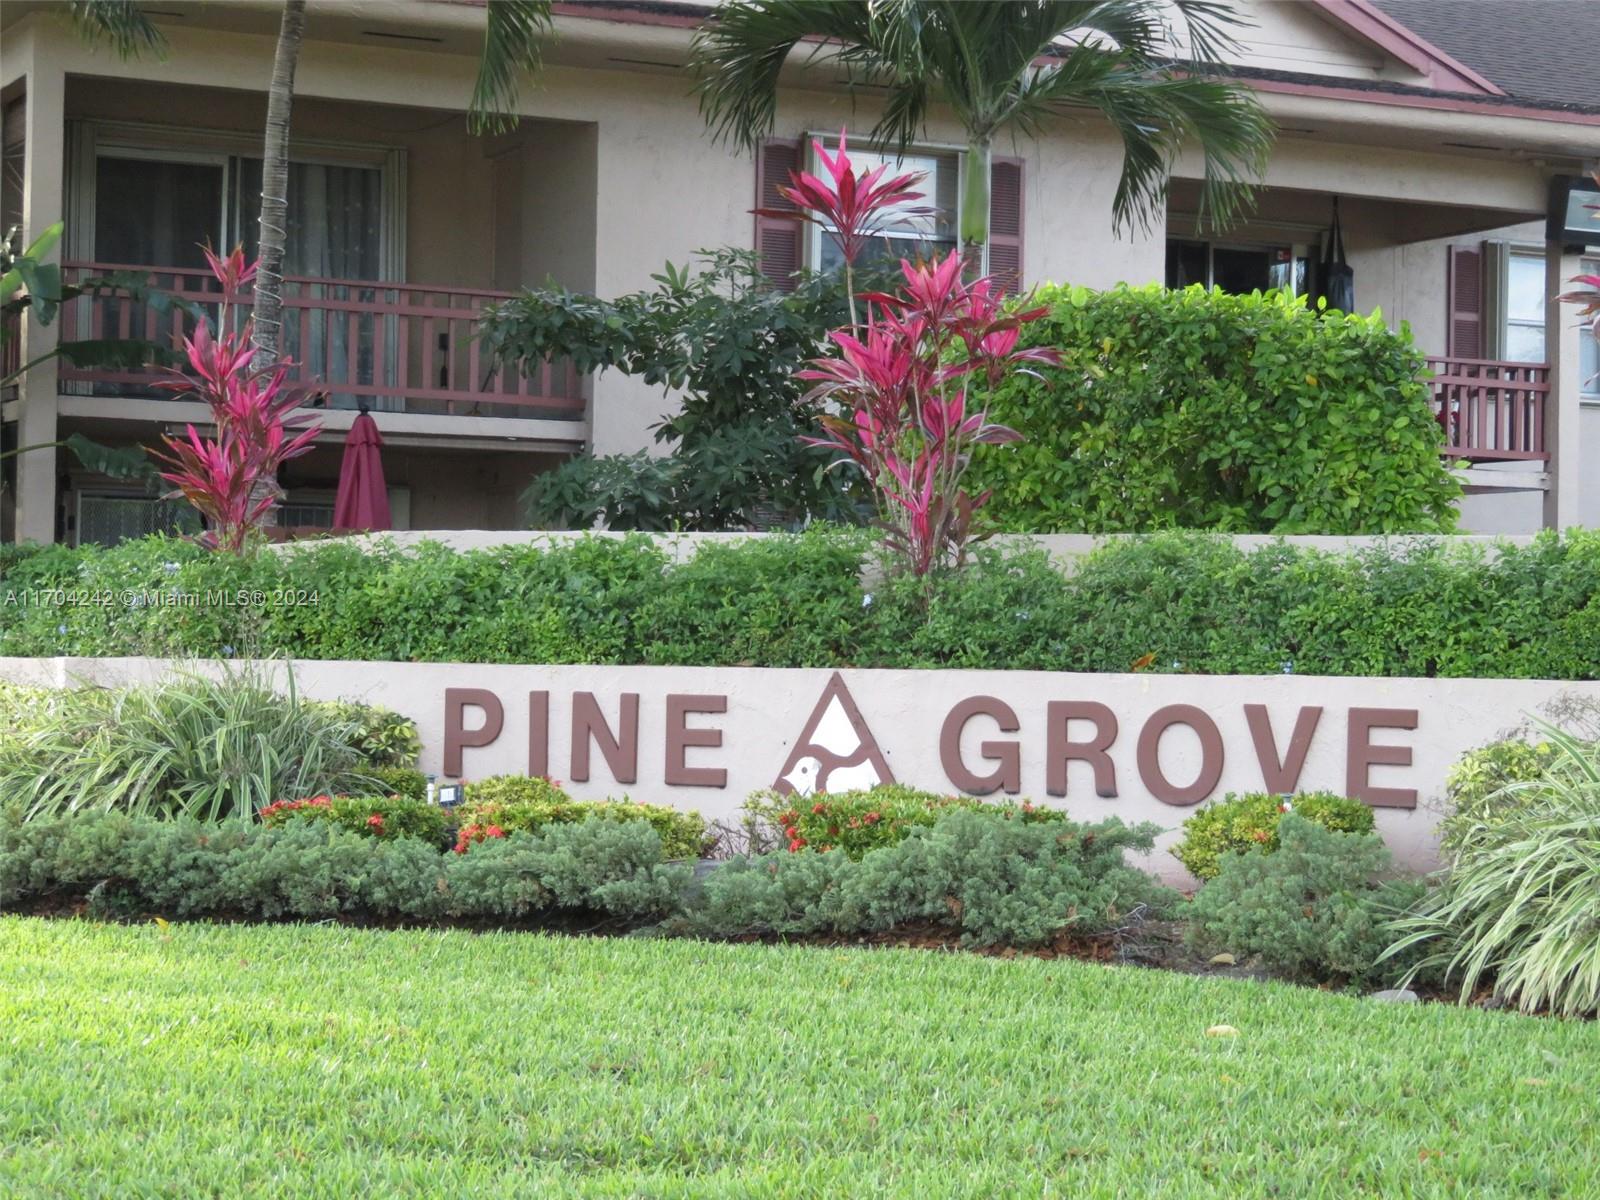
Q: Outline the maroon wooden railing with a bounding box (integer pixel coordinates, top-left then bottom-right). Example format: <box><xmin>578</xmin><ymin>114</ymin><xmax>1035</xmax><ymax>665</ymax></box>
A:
<box><xmin>1425</xmin><ymin>356</ymin><xmax>1549</xmax><ymax>463</ymax></box>
<box><xmin>56</xmin><ymin>262</ymin><xmax>583</xmax><ymax>421</ymax></box>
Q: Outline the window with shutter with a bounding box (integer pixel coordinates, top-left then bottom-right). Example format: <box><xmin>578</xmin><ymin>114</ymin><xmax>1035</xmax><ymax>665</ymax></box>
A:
<box><xmin>1447</xmin><ymin>244</ymin><xmax>1484</xmax><ymax>359</ymax></box>
<box><xmin>755</xmin><ymin>138</ymin><xmax>803</xmax><ymax>291</ymax></box>
<box><xmin>989</xmin><ymin>157</ymin><xmax>1024</xmax><ymax>296</ymax></box>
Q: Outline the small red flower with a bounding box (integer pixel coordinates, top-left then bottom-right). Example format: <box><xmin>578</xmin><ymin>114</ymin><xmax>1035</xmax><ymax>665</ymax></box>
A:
<box><xmin>812</xmin><ymin>803</ymin><xmax>827</xmax><ymax>815</ymax></box>
<box><xmin>1251</xmin><ymin>829</ymin><xmax>1271</xmax><ymax>843</ymax></box>
<box><xmin>366</xmin><ymin>813</ymin><xmax>385</xmax><ymax>831</ymax></box>
<box><xmin>485</xmin><ymin>825</ymin><xmax>505</xmax><ymax>839</ymax></box>
<box><xmin>864</xmin><ymin>812</ymin><xmax>881</xmax><ymax>825</ymax></box>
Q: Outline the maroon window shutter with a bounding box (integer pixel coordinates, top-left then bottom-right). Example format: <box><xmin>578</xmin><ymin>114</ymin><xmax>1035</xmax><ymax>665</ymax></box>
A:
<box><xmin>988</xmin><ymin>157</ymin><xmax>1024</xmax><ymax>296</ymax></box>
<box><xmin>1447</xmin><ymin>244</ymin><xmax>1483</xmax><ymax>359</ymax></box>
<box><xmin>755</xmin><ymin>138</ymin><xmax>803</xmax><ymax>292</ymax></box>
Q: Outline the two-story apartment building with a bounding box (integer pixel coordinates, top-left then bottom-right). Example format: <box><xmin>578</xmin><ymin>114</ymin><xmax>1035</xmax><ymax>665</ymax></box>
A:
<box><xmin>3</xmin><ymin>0</ymin><xmax>1597</xmax><ymax>544</ymax></box>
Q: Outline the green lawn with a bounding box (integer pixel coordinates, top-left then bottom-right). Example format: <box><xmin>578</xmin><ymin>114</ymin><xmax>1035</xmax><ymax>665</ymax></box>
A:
<box><xmin>2</xmin><ymin>918</ymin><xmax>1595</xmax><ymax>1199</ymax></box>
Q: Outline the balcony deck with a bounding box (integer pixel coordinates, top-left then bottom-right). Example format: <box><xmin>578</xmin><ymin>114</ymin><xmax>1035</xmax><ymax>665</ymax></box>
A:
<box><xmin>1426</xmin><ymin>355</ymin><xmax>1549</xmax><ymax>465</ymax></box>
<box><xmin>56</xmin><ymin>262</ymin><xmax>581</xmax><ymax>424</ymax></box>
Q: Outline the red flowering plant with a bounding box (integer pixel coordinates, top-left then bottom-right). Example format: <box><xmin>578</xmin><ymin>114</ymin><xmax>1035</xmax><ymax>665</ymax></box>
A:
<box><xmin>747</xmin><ymin>784</ymin><xmax>1065</xmax><ymax>859</ymax></box>
<box><xmin>260</xmin><ymin>793</ymin><xmax>449</xmax><ymax>845</ymax></box>
<box><xmin>149</xmin><ymin>245</ymin><xmax>322</xmax><ymax>552</ymax></box>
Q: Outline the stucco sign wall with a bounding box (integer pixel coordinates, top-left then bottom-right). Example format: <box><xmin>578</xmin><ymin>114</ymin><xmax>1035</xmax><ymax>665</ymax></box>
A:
<box><xmin>7</xmin><ymin>657</ymin><xmax>1597</xmax><ymax>879</ymax></box>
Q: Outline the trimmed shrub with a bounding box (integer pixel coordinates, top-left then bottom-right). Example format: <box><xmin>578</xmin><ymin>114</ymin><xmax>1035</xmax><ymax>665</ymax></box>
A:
<box><xmin>967</xmin><ymin>283</ymin><xmax>1459</xmax><ymax>533</ymax></box>
<box><xmin>4</xmin><ymin>528</ymin><xmax>1600</xmax><ymax>680</ymax></box>
<box><xmin>0</xmin><ymin>808</ymin><xmax>689</xmax><ymax>924</ymax></box>
<box><xmin>1387</xmin><ymin>728</ymin><xmax>1600</xmax><ymax>1015</ymax></box>
<box><xmin>1187</xmin><ymin>813</ymin><xmax>1426</xmax><ymax>987</ymax></box>
<box><xmin>308</xmin><ymin>701</ymin><xmax>422</xmax><ymax>768</ymax></box>
<box><xmin>1173</xmin><ymin>791</ymin><xmax>1376</xmax><ymax>880</ymax></box>
<box><xmin>260</xmin><ymin>794</ymin><xmax>449</xmax><ymax>845</ymax></box>
<box><xmin>698</xmin><ymin>810</ymin><xmax>1174</xmax><ymax>947</ymax></box>
<box><xmin>744</xmin><ymin>784</ymin><xmax>1066</xmax><ymax>858</ymax></box>
<box><xmin>456</xmin><ymin>776</ymin><xmax>709</xmax><ymax>860</ymax></box>
<box><xmin>1440</xmin><ymin>738</ymin><xmax>1557</xmax><ymax>852</ymax></box>
<box><xmin>365</xmin><ymin>765</ymin><xmax>430</xmax><ymax>803</ymax></box>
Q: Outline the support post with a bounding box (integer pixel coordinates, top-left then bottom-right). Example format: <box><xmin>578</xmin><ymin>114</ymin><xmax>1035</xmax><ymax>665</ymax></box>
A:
<box><xmin>15</xmin><ymin>49</ymin><xmax>65</xmax><ymax>545</ymax></box>
<box><xmin>1543</xmin><ymin>243</ymin><xmax>1583</xmax><ymax>530</ymax></box>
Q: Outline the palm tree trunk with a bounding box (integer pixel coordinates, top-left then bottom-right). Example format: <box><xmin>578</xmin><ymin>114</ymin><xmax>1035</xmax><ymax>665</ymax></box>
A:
<box><xmin>960</xmin><ymin>134</ymin><xmax>992</xmax><ymax>280</ymax></box>
<box><xmin>251</xmin><ymin>0</ymin><xmax>306</xmax><ymax>370</ymax></box>
<box><xmin>248</xmin><ymin>0</ymin><xmax>306</xmax><ymax>531</ymax></box>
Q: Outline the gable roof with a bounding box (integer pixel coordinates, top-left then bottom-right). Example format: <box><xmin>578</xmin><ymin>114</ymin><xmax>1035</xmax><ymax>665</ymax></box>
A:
<box><xmin>1309</xmin><ymin>0</ymin><xmax>1503</xmax><ymax>94</ymax></box>
<box><xmin>1374</xmin><ymin>0</ymin><xmax>1600</xmax><ymax>106</ymax></box>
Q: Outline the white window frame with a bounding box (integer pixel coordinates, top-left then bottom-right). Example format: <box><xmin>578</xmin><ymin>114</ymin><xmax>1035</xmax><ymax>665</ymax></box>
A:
<box><xmin>801</xmin><ymin>132</ymin><xmax>964</xmax><ymax>273</ymax></box>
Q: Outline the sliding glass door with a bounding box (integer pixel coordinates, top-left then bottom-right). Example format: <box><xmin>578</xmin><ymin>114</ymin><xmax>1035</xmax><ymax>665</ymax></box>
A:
<box><xmin>84</xmin><ymin>140</ymin><xmax>392</xmax><ymax>409</ymax></box>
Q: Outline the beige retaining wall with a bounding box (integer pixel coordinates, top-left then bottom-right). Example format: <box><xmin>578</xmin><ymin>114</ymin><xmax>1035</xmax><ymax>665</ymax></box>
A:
<box><xmin>4</xmin><ymin>656</ymin><xmax>1594</xmax><ymax>885</ymax></box>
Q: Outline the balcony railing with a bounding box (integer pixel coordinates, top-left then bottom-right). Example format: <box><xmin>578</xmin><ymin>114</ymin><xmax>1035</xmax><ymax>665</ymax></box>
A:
<box><xmin>56</xmin><ymin>262</ymin><xmax>583</xmax><ymax>422</ymax></box>
<box><xmin>1426</xmin><ymin>356</ymin><xmax>1548</xmax><ymax>464</ymax></box>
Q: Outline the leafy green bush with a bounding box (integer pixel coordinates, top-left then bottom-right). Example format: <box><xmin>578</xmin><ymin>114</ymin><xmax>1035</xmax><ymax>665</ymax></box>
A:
<box><xmin>698</xmin><ymin>810</ymin><xmax>1174</xmax><ymax>947</ymax></box>
<box><xmin>967</xmin><ymin>283</ymin><xmax>1459</xmax><ymax>533</ymax></box>
<box><xmin>457</xmin><ymin>776</ymin><xmax>709</xmax><ymax>860</ymax></box>
<box><xmin>366</xmin><ymin>765</ymin><xmax>429</xmax><ymax>802</ymax></box>
<box><xmin>4</xmin><ymin>528</ymin><xmax>1600</xmax><ymax>680</ymax></box>
<box><xmin>1440</xmin><ymin>738</ymin><xmax>1556</xmax><ymax>852</ymax></box>
<box><xmin>744</xmin><ymin>783</ymin><xmax>1066</xmax><ymax>858</ymax></box>
<box><xmin>260</xmin><ymin>794</ymin><xmax>449</xmax><ymax>845</ymax></box>
<box><xmin>461</xmin><ymin>774</ymin><xmax>573</xmax><ymax>808</ymax></box>
<box><xmin>1173</xmin><ymin>791</ymin><xmax>1376</xmax><ymax>880</ymax></box>
<box><xmin>0</xmin><ymin>669</ymin><xmax>369</xmax><ymax>822</ymax></box>
<box><xmin>1387</xmin><ymin>728</ymin><xmax>1600</xmax><ymax>1015</ymax></box>
<box><xmin>0</xmin><ymin>808</ymin><xmax>690</xmax><ymax>924</ymax></box>
<box><xmin>483</xmin><ymin>251</ymin><xmax>895</xmax><ymax>530</ymax></box>
<box><xmin>308</xmin><ymin>701</ymin><xmax>421</xmax><ymax>768</ymax></box>
<box><xmin>1187</xmin><ymin>813</ymin><xmax>1426</xmax><ymax>987</ymax></box>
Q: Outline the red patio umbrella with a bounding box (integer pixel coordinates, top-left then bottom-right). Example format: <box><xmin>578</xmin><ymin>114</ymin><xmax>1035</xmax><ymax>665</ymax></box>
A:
<box><xmin>333</xmin><ymin>409</ymin><xmax>392</xmax><ymax>532</ymax></box>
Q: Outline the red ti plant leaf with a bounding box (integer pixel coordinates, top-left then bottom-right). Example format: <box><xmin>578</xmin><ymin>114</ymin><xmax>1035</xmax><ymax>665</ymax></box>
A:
<box><xmin>755</xmin><ymin>128</ymin><xmax>936</xmax><ymax>269</ymax></box>
<box><xmin>147</xmin><ymin>244</ymin><xmax>324</xmax><ymax>552</ymax></box>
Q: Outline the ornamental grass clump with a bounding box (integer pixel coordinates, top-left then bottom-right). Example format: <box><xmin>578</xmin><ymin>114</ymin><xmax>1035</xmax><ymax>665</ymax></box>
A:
<box><xmin>0</xmin><ymin>668</ymin><xmax>369</xmax><ymax>823</ymax></box>
<box><xmin>1386</xmin><ymin>726</ymin><xmax>1600</xmax><ymax>1016</ymax></box>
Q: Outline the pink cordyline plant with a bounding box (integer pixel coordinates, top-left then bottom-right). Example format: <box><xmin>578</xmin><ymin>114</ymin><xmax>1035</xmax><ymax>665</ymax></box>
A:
<box><xmin>776</xmin><ymin>128</ymin><xmax>1057</xmax><ymax>575</ymax></box>
<box><xmin>800</xmin><ymin>251</ymin><xmax>1058</xmax><ymax>575</ymax></box>
<box><xmin>149</xmin><ymin>246</ymin><xmax>322</xmax><ymax>552</ymax></box>
<box><xmin>757</xmin><ymin>128</ymin><xmax>933</xmax><ymax>326</ymax></box>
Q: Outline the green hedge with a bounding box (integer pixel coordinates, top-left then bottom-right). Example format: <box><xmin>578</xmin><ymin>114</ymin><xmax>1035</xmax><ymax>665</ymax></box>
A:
<box><xmin>0</xmin><ymin>807</ymin><xmax>1170</xmax><ymax>948</ymax></box>
<box><xmin>3</xmin><ymin>528</ymin><xmax>1598</xmax><ymax>678</ymax></box>
<box><xmin>967</xmin><ymin>284</ymin><xmax>1460</xmax><ymax>533</ymax></box>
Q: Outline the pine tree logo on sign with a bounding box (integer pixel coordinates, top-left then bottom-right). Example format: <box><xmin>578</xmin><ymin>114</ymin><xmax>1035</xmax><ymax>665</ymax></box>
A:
<box><xmin>774</xmin><ymin>672</ymin><xmax>895</xmax><ymax>795</ymax></box>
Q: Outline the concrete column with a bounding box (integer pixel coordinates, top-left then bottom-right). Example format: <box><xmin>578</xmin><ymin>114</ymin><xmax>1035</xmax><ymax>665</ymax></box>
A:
<box><xmin>1544</xmin><ymin>244</ymin><xmax>1584</xmax><ymax>530</ymax></box>
<box><xmin>15</xmin><ymin>45</ymin><xmax>65</xmax><ymax>545</ymax></box>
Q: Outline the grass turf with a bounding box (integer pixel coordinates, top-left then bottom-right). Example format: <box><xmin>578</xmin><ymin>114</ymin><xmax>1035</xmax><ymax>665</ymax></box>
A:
<box><xmin>1</xmin><ymin>917</ymin><xmax>1595</xmax><ymax>1198</ymax></box>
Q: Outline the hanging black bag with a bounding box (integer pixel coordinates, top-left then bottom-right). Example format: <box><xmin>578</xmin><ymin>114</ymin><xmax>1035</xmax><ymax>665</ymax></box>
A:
<box><xmin>1319</xmin><ymin>196</ymin><xmax>1355</xmax><ymax>313</ymax></box>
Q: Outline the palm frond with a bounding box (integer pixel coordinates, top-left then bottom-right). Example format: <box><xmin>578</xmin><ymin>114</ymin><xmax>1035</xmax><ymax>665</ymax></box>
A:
<box><xmin>691</xmin><ymin>1</ymin><xmax>894</xmax><ymax>149</ymax></box>
<box><xmin>469</xmin><ymin>0</ymin><xmax>555</xmax><ymax>135</ymax></box>
<box><xmin>64</xmin><ymin>0</ymin><xmax>167</xmax><ymax>59</ymax></box>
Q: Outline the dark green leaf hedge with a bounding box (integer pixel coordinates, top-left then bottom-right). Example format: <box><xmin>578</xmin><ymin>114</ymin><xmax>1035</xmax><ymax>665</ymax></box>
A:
<box><xmin>2</xmin><ymin>527</ymin><xmax>1596</xmax><ymax>678</ymax></box>
<box><xmin>966</xmin><ymin>284</ymin><xmax>1461</xmax><ymax>534</ymax></box>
